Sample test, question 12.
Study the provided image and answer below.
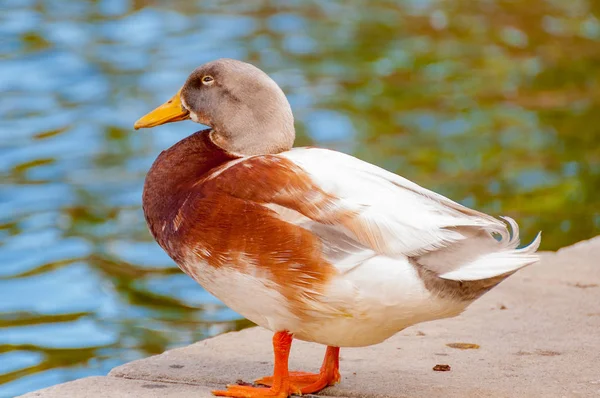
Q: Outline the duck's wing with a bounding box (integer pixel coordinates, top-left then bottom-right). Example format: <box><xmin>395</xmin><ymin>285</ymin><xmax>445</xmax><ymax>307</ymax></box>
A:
<box><xmin>212</xmin><ymin>147</ymin><xmax>541</xmax><ymax>281</ymax></box>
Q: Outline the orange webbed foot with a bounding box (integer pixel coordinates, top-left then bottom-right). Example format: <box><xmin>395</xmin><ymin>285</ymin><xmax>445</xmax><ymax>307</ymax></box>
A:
<box><xmin>255</xmin><ymin>370</ymin><xmax>340</xmax><ymax>394</ymax></box>
<box><xmin>212</xmin><ymin>384</ymin><xmax>300</xmax><ymax>398</ymax></box>
<box><xmin>212</xmin><ymin>331</ymin><xmax>299</xmax><ymax>398</ymax></box>
<box><xmin>212</xmin><ymin>333</ymin><xmax>341</xmax><ymax>398</ymax></box>
<box><xmin>255</xmin><ymin>371</ymin><xmax>319</xmax><ymax>388</ymax></box>
<box><xmin>255</xmin><ymin>346</ymin><xmax>341</xmax><ymax>394</ymax></box>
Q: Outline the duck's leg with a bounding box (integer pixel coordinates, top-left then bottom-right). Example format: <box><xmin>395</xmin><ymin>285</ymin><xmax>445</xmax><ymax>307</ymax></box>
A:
<box><xmin>212</xmin><ymin>331</ymin><xmax>299</xmax><ymax>398</ymax></box>
<box><xmin>255</xmin><ymin>346</ymin><xmax>341</xmax><ymax>394</ymax></box>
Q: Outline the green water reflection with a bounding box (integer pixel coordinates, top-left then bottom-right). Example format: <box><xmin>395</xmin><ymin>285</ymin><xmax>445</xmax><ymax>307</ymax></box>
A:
<box><xmin>1</xmin><ymin>0</ymin><xmax>598</xmax><ymax>396</ymax></box>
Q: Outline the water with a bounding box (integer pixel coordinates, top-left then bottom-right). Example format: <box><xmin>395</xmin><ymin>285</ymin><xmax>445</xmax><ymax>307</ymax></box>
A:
<box><xmin>1</xmin><ymin>0</ymin><xmax>598</xmax><ymax>396</ymax></box>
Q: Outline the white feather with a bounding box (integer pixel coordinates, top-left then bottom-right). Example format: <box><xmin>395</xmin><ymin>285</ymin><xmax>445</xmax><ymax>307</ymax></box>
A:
<box><xmin>278</xmin><ymin>148</ymin><xmax>541</xmax><ymax>282</ymax></box>
<box><xmin>439</xmin><ymin>218</ymin><xmax>542</xmax><ymax>281</ymax></box>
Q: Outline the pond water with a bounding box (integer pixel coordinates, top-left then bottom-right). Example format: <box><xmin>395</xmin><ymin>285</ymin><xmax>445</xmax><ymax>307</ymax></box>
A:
<box><xmin>1</xmin><ymin>0</ymin><xmax>599</xmax><ymax>396</ymax></box>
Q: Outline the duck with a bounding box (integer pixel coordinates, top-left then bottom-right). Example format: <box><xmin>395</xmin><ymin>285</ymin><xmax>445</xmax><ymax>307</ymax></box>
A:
<box><xmin>134</xmin><ymin>58</ymin><xmax>541</xmax><ymax>398</ymax></box>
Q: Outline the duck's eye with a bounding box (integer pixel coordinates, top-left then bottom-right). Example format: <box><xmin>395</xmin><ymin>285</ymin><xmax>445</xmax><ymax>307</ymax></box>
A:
<box><xmin>202</xmin><ymin>75</ymin><xmax>214</xmax><ymax>85</ymax></box>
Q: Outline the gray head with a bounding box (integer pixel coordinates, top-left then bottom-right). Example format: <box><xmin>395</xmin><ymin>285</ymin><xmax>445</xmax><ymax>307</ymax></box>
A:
<box><xmin>135</xmin><ymin>58</ymin><xmax>295</xmax><ymax>156</ymax></box>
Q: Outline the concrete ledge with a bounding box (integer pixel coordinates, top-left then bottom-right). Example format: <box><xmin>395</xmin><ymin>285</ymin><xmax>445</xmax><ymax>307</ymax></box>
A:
<box><xmin>20</xmin><ymin>236</ymin><xmax>600</xmax><ymax>398</ymax></box>
<box><xmin>19</xmin><ymin>376</ymin><xmax>214</xmax><ymax>398</ymax></box>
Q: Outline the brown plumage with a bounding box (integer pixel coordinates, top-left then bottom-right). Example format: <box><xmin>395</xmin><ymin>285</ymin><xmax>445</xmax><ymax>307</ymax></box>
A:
<box><xmin>143</xmin><ymin>130</ymin><xmax>337</xmax><ymax>320</ymax></box>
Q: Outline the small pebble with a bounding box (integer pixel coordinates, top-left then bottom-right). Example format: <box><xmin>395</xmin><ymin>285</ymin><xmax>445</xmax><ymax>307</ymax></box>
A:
<box><xmin>433</xmin><ymin>364</ymin><xmax>451</xmax><ymax>372</ymax></box>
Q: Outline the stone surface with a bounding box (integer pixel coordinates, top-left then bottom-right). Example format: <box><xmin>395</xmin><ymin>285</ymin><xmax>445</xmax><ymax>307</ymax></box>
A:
<box><xmin>18</xmin><ymin>376</ymin><xmax>214</xmax><ymax>398</ymax></box>
<box><xmin>20</xmin><ymin>236</ymin><xmax>600</xmax><ymax>398</ymax></box>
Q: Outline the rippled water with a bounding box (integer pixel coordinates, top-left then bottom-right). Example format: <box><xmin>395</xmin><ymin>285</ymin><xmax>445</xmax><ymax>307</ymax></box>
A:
<box><xmin>1</xmin><ymin>0</ymin><xmax>599</xmax><ymax>396</ymax></box>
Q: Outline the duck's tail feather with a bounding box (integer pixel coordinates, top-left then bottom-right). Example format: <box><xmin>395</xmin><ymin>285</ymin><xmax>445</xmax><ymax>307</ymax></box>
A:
<box><xmin>439</xmin><ymin>217</ymin><xmax>542</xmax><ymax>282</ymax></box>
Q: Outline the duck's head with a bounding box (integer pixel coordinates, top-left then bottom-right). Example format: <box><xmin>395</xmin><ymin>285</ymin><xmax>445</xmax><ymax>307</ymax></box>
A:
<box><xmin>135</xmin><ymin>58</ymin><xmax>295</xmax><ymax>156</ymax></box>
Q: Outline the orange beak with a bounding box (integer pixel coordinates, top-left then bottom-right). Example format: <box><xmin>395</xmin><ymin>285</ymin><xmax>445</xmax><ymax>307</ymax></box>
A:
<box><xmin>134</xmin><ymin>89</ymin><xmax>190</xmax><ymax>130</ymax></box>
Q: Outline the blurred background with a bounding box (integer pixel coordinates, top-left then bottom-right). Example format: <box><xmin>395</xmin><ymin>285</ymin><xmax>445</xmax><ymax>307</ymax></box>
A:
<box><xmin>1</xmin><ymin>0</ymin><xmax>599</xmax><ymax>396</ymax></box>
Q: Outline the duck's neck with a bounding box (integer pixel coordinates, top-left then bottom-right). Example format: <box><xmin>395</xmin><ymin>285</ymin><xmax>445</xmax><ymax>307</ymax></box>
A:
<box><xmin>142</xmin><ymin>129</ymin><xmax>236</xmax><ymax>247</ymax></box>
<box><xmin>208</xmin><ymin>99</ymin><xmax>296</xmax><ymax>156</ymax></box>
